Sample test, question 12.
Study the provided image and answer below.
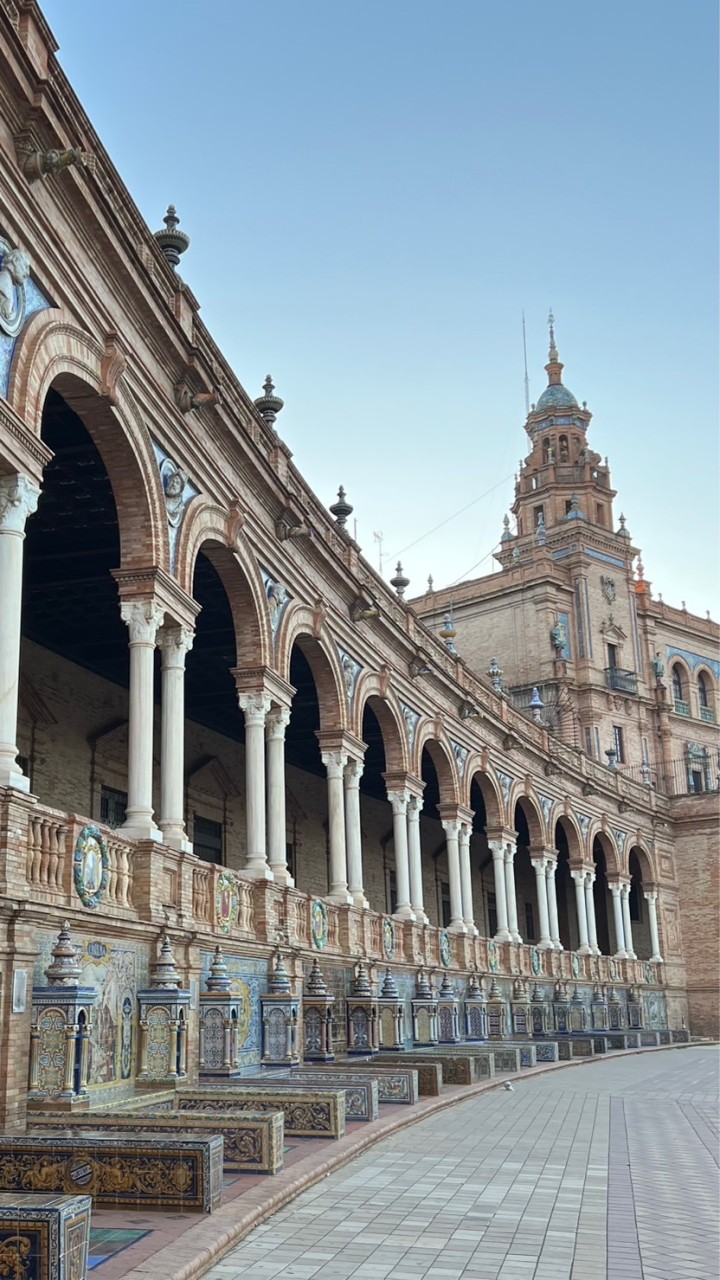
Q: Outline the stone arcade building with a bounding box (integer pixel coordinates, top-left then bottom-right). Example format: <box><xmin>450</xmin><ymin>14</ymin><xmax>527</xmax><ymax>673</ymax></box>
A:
<box><xmin>0</xmin><ymin>1</ymin><xmax>717</xmax><ymax>1138</ymax></box>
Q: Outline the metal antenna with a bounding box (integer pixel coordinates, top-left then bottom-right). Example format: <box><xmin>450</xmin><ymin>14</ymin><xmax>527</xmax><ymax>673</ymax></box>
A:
<box><xmin>522</xmin><ymin>311</ymin><xmax>530</xmax><ymax>416</ymax></box>
<box><xmin>373</xmin><ymin>530</ymin><xmax>384</xmax><ymax>574</ymax></box>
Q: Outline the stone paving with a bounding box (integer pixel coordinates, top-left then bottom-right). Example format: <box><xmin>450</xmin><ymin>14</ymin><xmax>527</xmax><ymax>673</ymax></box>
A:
<box><xmin>202</xmin><ymin>1047</ymin><xmax>720</xmax><ymax>1280</ymax></box>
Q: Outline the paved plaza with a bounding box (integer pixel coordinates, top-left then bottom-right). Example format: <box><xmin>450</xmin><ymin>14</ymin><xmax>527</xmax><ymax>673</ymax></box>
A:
<box><xmin>203</xmin><ymin>1048</ymin><xmax>719</xmax><ymax>1280</ymax></box>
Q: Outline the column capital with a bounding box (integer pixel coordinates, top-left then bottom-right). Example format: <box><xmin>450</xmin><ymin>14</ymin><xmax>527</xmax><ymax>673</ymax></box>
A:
<box><xmin>441</xmin><ymin>817</ymin><xmax>461</xmax><ymax>838</ymax></box>
<box><xmin>488</xmin><ymin>839</ymin><xmax>505</xmax><ymax>860</ymax></box>
<box><xmin>643</xmin><ymin>888</ymin><xmax>658</xmax><ymax>902</ymax></box>
<box><xmin>407</xmin><ymin>792</ymin><xmax>422</xmax><ymax>817</ymax></box>
<box><xmin>585</xmin><ymin>870</ymin><xmax>596</xmax><ymax>886</ymax></box>
<box><xmin>232</xmin><ymin>665</ymin><xmax>296</xmax><ymax>707</ymax></box>
<box><xmin>458</xmin><ymin>822</ymin><xmax>471</xmax><ymax>845</ymax></box>
<box><xmin>158</xmin><ymin>624</ymin><xmax>194</xmax><ymax>667</ymax></box>
<box><xmin>609</xmin><ymin>881</ymin><xmax>622</xmax><ymax>897</ymax></box>
<box><xmin>238</xmin><ymin>691</ymin><xmax>272</xmax><ymax>725</ymax></box>
<box><xmin>486</xmin><ymin>827</ymin><xmax>517</xmax><ymax>851</ymax></box>
<box><xmin>570</xmin><ymin>868</ymin><xmax>587</xmax><ymax>885</ymax></box>
<box><xmin>387</xmin><ymin>788</ymin><xmax>410</xmax><ymax>815</ymax></box>
<box><xmin>0</xmin><ymin>474</ymin><xmax>40</xmax><ymax>534</ymax></box>
<box><xmin>531</xmin><ymin>854</ymin><xmax>549</xmax><ymax>872</ymax></box>
<box><xmin>321</xmin><ymin>750</ymin><xmax>348</xmax><ymax>779</ymax></box>
<box><xmin>438</xmin><ymin>802</ymin><xmax>474</xmax><ymax>826</ymax></box>
<box><xmin>266</xmin><ymin>705</ymin><xmax>291</xmax><ymax>739</ymax></box>
<box><xmin>343</xmin><ymin>757</ymin><xmax>363</xmax><ymax>787</ymax></box>
<box><xmin>121</xmin><ymin>598</ymin><xmax>164</xmax><ymax>645</ymax></box>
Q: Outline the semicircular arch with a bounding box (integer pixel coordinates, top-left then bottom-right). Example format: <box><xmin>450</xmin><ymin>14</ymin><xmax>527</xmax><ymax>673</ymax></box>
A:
<box><xmin>465</xmin><ymin>757</ymin><xmax>504</xmax><ymax>828</ymax></box>
<box><xmin>354</xmin><ymin>673</ymin><xmax>408</xmax><ymax>773</ymax></box>
<box><xmin>276</xmin><ymin>602</ymin><xmax>346</xmax><ymax>732</ymax></box>
<box><xmin>416</xmin><ymin>721</ymin><xmax>459</xmax><ymax>806</ymax></box>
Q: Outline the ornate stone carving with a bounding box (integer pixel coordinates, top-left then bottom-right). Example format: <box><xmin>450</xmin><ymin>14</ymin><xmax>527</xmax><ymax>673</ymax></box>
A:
<box><xmin>266</xmin><ymin>705</ymin><xmax>291</xmax><ymax>740</ymax></box>
<box><xmin>0</xmin><ymin>474</ymin><xmax>40</xmax><ymax>533</ymax></box>
<box><xmin>261</xmin><ymin>569</ymin><xmax>290</xmax><ymax>636</ymax></box>
<box><xmin>337</xmin><ymin>647</ymin><xmax>362</xmax><ymax>702</ymax></box>
<box><xmin>18</xmin><ymin>144</ymin><xmax>85</xmax><ymax>184</ymax></box>
<box><xmin>158</xmin><ymin>625</ymin><xmax>194</xmax><ymax>667</ymax></box>
<box><xmin>120</xmin><ymin>599</ymin><xmax>164</xmax><ymax>645</ymax></box>
<box><xmin>0</xmin><ymin>244</ymin><xmax>30</xmax><ymax>337</ymax></box>
<box><xmin>400</xmin><ymin>703</ymin><xmax>420</xmax><ymax>752</ymax></box>
<box><xmin>601</xmin><ymin>575</ymin><xmax>616</xmax><ymax>605</ymax></box>
<box><xmin>497</xmin><ymin>770</ymin><xmax>513</xmax><ymax>805</ymax></box>
<box><xmin>451</xmin><ymin>740</ymin><xmax>469</xmax><ymax>777</ymax></box>
<box><xmin>100</xmin><ymin>332</ymin><xmax>127</xmax><ymax>404</ymax></box>
<box><xmin>238</xmin><ymin>692</ymin><xmax>272</xmax><ymax>725</ymax></box>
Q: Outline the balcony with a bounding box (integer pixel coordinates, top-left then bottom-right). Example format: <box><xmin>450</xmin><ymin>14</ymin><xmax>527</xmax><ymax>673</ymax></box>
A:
<box><xmin>701</xmin><ymin>706</ymin><xmax>716</xmax><ymax>723</ymax></box>
<box><xmin>605</xmin><ymin>667</ymin><xmax>638</xmax><ymax>694</ymax></box>
<box><xmin>674</xmin><ymin>699</ymin><xmax>690</xmax><ymax>717</ymax></box>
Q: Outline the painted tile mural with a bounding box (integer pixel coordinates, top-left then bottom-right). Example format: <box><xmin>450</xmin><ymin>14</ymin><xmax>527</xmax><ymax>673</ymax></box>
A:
<box><xmin>33</xmin><ymin>933</ymin><xmax>149</xmax><ymax>1088</ymax></box>
<box><xmin>199</xmin><ymin>952</ymin><xmax>267</xmax><ymax>1070</ymax></box>
<box><xmin>302</xmin><ymin>961</ymin><xmax>352</xmax><ymax>1055</ymax></box>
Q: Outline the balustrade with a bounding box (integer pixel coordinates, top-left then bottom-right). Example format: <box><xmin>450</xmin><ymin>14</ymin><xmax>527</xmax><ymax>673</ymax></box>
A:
<box><xmin>26</xmin><ymin>809</ymin><xmax>67</xmax><ymax>892</ymax></box>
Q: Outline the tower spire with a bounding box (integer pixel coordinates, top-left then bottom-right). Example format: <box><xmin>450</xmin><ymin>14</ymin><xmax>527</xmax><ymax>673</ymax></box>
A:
<box><xmin>545</xmin><ymin>308</ymin><xmax>564</xmax><ymax>386</ymax></box>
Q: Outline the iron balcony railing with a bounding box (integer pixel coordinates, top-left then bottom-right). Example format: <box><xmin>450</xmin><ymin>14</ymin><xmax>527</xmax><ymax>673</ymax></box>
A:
<box><xmin>604</xmin><ymin>667</ymin><xmax>638</xmax><ymax>694</ymax></box>
<box><xmin>700</xmin><ymin>705</ymin><xmax>716</xmax><ymax>723</ymax></box>
<box><xmin>673</xmin><ymin>699</ymin><xmax>690</xmax><ymax>717</ymax></box>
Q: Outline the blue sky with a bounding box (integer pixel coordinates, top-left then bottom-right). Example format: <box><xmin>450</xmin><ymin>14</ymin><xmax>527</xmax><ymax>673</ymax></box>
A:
<box><xmin>42</xmin><ymin>1</ymin><xmax>718</xmax><ymax>616</ymax></box>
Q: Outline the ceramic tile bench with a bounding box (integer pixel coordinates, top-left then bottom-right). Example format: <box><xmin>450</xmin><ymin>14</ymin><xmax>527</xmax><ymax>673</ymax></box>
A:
<box><xmin>0</xmin><ymin>1192</ymin><xmax>91</xmax><ymax>1280</ymax></box>
<box><xmin>29</xmin><ymin>1107</ymin><xmax>284</xmax><ymax>1174</ymax></box>
<box><xmin>374</xmin><ymin>1057</ymin><xmax>443</xmax><ymax>1096</ymax></box>
<box><xmin>0</xmin><ymin>1131</ymin><xmax>223</xmax><ymax>1212</ymax></box>
<box><xmin>245</xmin><ymin>1073</ymin><xmax>378</xmax><ymax>1122</ymax></box>
<box><xmin>327</xmin><ymin>1062</ymin><xmax>421</xmax><ymax>1105</ymax></box>
<box><xmin>177</xmin><ymin>1087</ymin><xmax>346</xmax><ymax>1139</ymax></box>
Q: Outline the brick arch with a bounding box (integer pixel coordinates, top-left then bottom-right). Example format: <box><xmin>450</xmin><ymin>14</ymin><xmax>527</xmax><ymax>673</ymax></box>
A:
<box><xmin>416</xmin><ymin>724</ymin><xmax>459</xmax><ymax>806</ymax></box>
<box><xmin>668</xmin><ymin>655</ymin><xmax>692</xmax><ymax>703</ymax></box>
<box><xmin>555</xmin><ymin>813</ymin><xmax>585</xmax><ymax>868</ymax></box>
<box><xmin>353</xmin><ymin>674</ymin><xmax>407</xmax><ymax>773</ymax></box>
<box><xmin>628</xmin><ymin>842</ymin><xmax>656</xmax><ymax>886</ymax></box>
<box><xmin>513</xmin><ymin>792</ymin><xmax>545</xmax><ymax>847</ymax></box>
<box><xmin>464</xmin><ymin>760</ymin><xmax>504</xmax><ymax>828</ymax></box>
<box><xmin>10</xmin><ymin>315</ymin><xmax>166</xmax><ymax>570</ymax></box>
<box><xmin>591</xmin><ymin>827</ymin><xmax>621</xmax><ymax>877</ymax></box>
<box><xmin>276</xmin><ymin>602</ymin><xmax>346</xmax><ymax>732</ymax></box>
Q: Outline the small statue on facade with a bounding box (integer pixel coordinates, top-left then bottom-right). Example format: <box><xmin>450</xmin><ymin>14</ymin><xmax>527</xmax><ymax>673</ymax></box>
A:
<box><xmin>651</xmin><ymin>651</ymin><xmax>665</xmax><ymax>683</ymax></box>
<box><xmin>550</xmin><ymin>619</ymin><xmax>567</xmax><ymax>653</ymax></box>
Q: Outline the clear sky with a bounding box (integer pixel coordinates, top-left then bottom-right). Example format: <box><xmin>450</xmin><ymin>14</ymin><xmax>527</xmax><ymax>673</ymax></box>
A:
<box><xmin>42</xmin><ymin>0</ymin><xmax>719</xmax><ymax>618</ymax></box>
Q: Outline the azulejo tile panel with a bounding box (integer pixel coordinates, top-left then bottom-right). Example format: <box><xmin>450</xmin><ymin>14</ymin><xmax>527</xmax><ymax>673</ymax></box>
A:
<box><xmin>178</xmin><ymin>1088</ymin><xmax>346</xmax><ymax>1139</ymax></box>
<box><xmin>199</xmin><ymin>952</ymin><xmax>267</xmax><ymax>1070</ymax></box>
<box><xmin>0</xmin><ymin>1192</ymin><xmax>91</xmax><ymax>1280</ymax></box>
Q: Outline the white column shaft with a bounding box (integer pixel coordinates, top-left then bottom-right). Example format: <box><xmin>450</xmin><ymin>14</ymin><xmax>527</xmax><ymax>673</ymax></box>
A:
<box><xmin>532</xmin><ymin>859</ymin><xmax>552</xmax><ymax>947</ymax></box>
<box><xmin>120</xmin><ymin>601</ymin><xmax>163</xmax><ymax>841</ymax></box>
<box><xmin>442</xmin><ymin>820</ymin><xmax>466</xmax><ymax>932</ymax></box>
<box><xmin>459</xmin><ymin>824</ymin><xmax>476</xmax><ymax>932</ymax></box>
<box><xmin>0</xmin><ymin>476</ymin><xmax>40</xmax><ymax>790</ymax></box>
<box><xmin>645</xmin><ymin>892</ymin><xmax>663</xmax><ymax>962</ymax></box>
<box><xmin>572</xmin><ymin>871</ymin><xmax>591</xmax><ymax>953</ymax></box>
<box><xmin>159</xmin><ymin>627</ymin><xmax>193</xmax><ymax>850</ymax></box>
<box><xmin>546</xmin><ymin>861</ymin><xmax>562</xmax><ymax>949</ymax></box>
<box><xmin>239</xmin><ymin>694</ymin><xmax>272</xmax><ymax>879</ymax></box>
<box><xmin>344</xmin><ymin>759</ymin><xmax>366</xmax><ymax>908</ymax></box>
<box><xmin>267</xmin><ymin>707</ymin><xmax>292</xmax><ymax>885</ymax></box>
<box><xmin>322</xmin><ymin>752</ymin><xmax>351</xmax><ymax>904</ymax></box>
<box><xmin>505</xmin><ymin>846</ymin><xmax>522</xmax><ymax>943</ymax></box>
<box><xmin>610</xmin><ymin>885</ymin><xmax>627</xmax><ymax>958</ymax></box>
<box><xmin>407</xmin><ymin>795</ymin><xmax>427</xmax><ymax>922</ymax></box>
<box><xmin>490</xmin><ymin>843</ymin><xmax>511</xmax><ymax>941</ymax></box>
<box><xmin>621</xmin><ymin>885</ymin><xmax>636</xmax><ymax>958</ymax></box>
<box><xmin>585</xmin><ymin>875</ymin><xmax>600</xmax><ymax>955</ymax></box>
<box><xmin>388</xmin><ymin>790</ymin><xmax>414</xmax><ymax>921</ymax></box>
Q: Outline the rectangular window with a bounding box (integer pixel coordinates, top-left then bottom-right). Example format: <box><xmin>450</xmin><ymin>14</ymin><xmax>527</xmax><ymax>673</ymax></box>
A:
<box><xmin>596</xmin><ymin>503</ymin><xmax>605</xmax><ymax>526</ymax></box>
<box><xmin>607</xmin><ymin>643</ymin><xmax>618</xmax><ymax>670</ymax></box>
<box><xmin>691</xmin><ymin>770</ymin><xmax>704</xmax><ymax>795</ymax></box>
<box><xmin>100</xmin><ymin>786</ymin><xmax>127</xmax><ymax>828</ymax></box>
<box><xmin>193</xmin><ymin>814</ymin><xmax>223</xmax><ymax>865</ymax></box>
<box><xmin>487</xmin><ymin>891</ymin><xmax>497</xmax><ymax>938</ymax></box>
<box><xmin>525</xmin><ymin>902</ymin><xmax>535</xmax><ymax>941</ymax></box>
<box><xmin>613</xmin><ymin>725</ymin><xmax>625</xmax><ymax>764</ymax></box>
<box><xmin>584</xmin><ymin>727</ymin><xmax>594</xmax><ymax>758</ymax></box>
<box><xmin>565</xmin><ymin>499</ymin><xmax>573</xmax><ymax>515</ymax></box>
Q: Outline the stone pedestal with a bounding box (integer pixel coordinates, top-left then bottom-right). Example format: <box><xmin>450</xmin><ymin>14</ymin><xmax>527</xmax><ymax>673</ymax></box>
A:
<box><xmin>553</xmin><ymin>983</ymin><xmax>570</xmax><ymax>1035</ymax></box>
<box><xmin>27</xmin><ymin>922</ymin><xmax>98</xmax><ymax>1112</ymax></box>
<box><xmin>591</xmin><ymin>985</ymin><xmax>609</xmax><ymax>1030</ymax></box>
<box><xmin>437</xmin><ymin>973</ymin><xmax>461</xmax><ymax>1043</ymax></box>
<box><xmin>487</xmin><ymin>980</ymin><xmax>507</xmax><ymax>1039</ymax></box>
<box><xmin>569</xmin><ymin>989</ymin><xmax>587</xmax><ymax>1034</ymax></box>
<box><xmin>261</xmin><ymin>955</ymin><xmax>300</xmax><ymax>1066</ymax></box>
<box><xmin>378</xmin><ymin>968</ymin><xmax>405</xmax><ymax>1050</ymax></box>
<box><xmin>199</xmin><ymin>945</ymin><xmax>243</xmax><ymax>1076</ymax></box>
<box><xmin>303</xmin><ymin>959</ymin><xmax>335</xmax><ymax>1062</ymax></box>
<box><xmin>627</xmin><ymin>985</ymin><xmax>644</xmax><ymax>1029</ymax></box>
<box><xmin>411</xmin><ymin>970</ymin><xmax>439</xmax><ymax>1046</ymax></box>
<box><xmin>137</xmin><ymin>934</ymin><xmax>191</xmax><ymax>1086</ymax></box>
<box><xmin>608</xmin><ymin>988</ymin><xmax>625</xmax><ymax>1030</ymax></box>
<box><xmin>346</xmin><ymin>963</ymin><xmax>379</xmax><ymax>1055</ymax></box>
<box><xmin>464</xmin><ymin>973</ymin><xmax>488</xmax><ymax>1042</ymax></box>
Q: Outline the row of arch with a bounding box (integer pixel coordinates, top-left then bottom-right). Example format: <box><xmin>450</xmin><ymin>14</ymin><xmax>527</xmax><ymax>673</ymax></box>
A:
<box><xmin>670</xmin><ymin>660</ymin><xmax>716</xmax><ymax>716</ymax></box>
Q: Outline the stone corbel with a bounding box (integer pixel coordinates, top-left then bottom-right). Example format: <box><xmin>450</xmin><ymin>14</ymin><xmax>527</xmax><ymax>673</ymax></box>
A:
<box><xmin>100</xmin><ymin>333</ymin><xmax>127</xmax><ymax>405</ymax></box>
<box><xmin>409</xmin><ymin>648</ymin><xmax>432</xmax><ymax>679</ymax></box>
<box><xmin>275</xmin><ymin>505</ymin><xmax>315</xmax><ymax>542</ymax></box>
<box><xmin>502</xmin><ymin>732</ymin><xmax>518</xmax><ymax>752</ymax></box>
<box><xmin>459</xmin><ymin>699</ymin><xmax>480</xmax><ymax>720</ymax></box>
<box><xmin>350</xmin><ymin>593</ymin><xmax>378</xmax><ymax>622</ymax></box>
<box><xmin>175</xmin><ymin>377</ymin><xmax>222</xmax><ymax>415</ymax></box>
<box><xmin>15</xmin><ymin>129</ymin><xmax>87</xmax><ymax>184</ymax></box>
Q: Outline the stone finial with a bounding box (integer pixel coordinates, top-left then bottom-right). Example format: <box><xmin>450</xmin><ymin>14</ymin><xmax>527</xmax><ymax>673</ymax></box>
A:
<box><xmin>548</xmin><ymin>308</ymin><xmax>558</xmax><ymax>362</ymax></box>
<box><xmin>352</xmin><ymin>962</ymin><xmax>373</xmax><ymax>996</ymax></box>
<box><xmin>529</xmin><ymin>686</ymin><xmax>544</xmax><ymax>723</ymax></box>
<box><xmin>571</xmin><ymin>984</ymin><xmax>582</xmax><ymax>1002</ymax></box>
<box><xmin>390</xmin><ymin>561</ymin><xmax>410</xmax><ymax>600</ymax></box>
<box><xmin>439</xmin><ymin>612</ymin><xmax>457</xmax><ymax>654</ymax></box>
<box><xmin>254</xmin><ymin>375</ymin><xmax>284</xmax><ymax>428</ymax></box>
<box><xmin>154</xmin><ymin>205</ymin><xmax>190</xmax><ymax>269</ymax></box>
<box><xmin>487</xmin><ymin>656</ymin><xmax>504</xmax><ymax>693</ymax></box>
<box><xmin>415</xmin><ymin>968</ymin><xmax>433</xmax><ymax>998</ymax></box>
<box><xmin>500</xmin><ymin>514</ymin><xmax>513</xmax><ymax>543</ymax></box>
<box><xmin>306</xmin><ymin>958</ymin><xmax>328</xmax><ymax>996</ymax></box>
<box><xmin>206</xmin><ymin>945</ymin><xmax>232</xmax><ymax>995</ymax></box>
<box><xmin>380</xmin><ymin>967</ymin><xmax>399</xmax><ymax>1000</ymax></box>
<box><xmin>329</xmin><ymin>485</ymin><xmax>353</xmax><ymax>528</ymax></box>
<box><xmin>269</xmin><ymin>952</ymin><xmax>292</xmax><ymax>994</ymax></box>
<box><xmin>466</xmin><ymin>970</ymin><xmax>483</xmax><ymax>997</ymax></box>
<box><xmin>488</xmin><ymin>976</ymin><xmax>501</xmax><ymax>1000</ymax></box>
<box><xmin>439</xmin><ymin>972</ymin><xmax>455</xmax><ymax>997</ymax></box>
<box><xmin>45</xmin><ymin>922</ymin><xmax>82</xmax><ymax>987</ymax></box>
<box><xmin>617</xmin><ymin>513</ymin><xmax>631</xmax><ymax>539</ymax></box>
<box><xmin>150</xmin><ymin>934</ymin><xmax>181</xmax><ymax>989</ymax></box>
<box><xmin>605</xmin><ymin>747</ymin><xmax>618</xmax><ymax>771</ymax></box>
<box><xmin>531</xmin><ymin>982</ymin><xmax>543</xmax><ymax>1002</ymax></box>
<box><xmin>513</xmin><ymin>977</ymin><xmax>526</xmax><ymax>1000</ymax></box>
<box><xmin>427</xmin><ymin>574</ymin><xmax>434</xmax><ymax>593</ymax></box>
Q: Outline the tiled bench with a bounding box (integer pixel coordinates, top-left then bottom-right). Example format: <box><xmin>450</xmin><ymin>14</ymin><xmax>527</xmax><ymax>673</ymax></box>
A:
<box><xmin>0</xmin><ymin>1192</ymin><xmax>91</xmax><ymax>1280</ymax></box>
<box><xmin>29</xmin><ymin>1107</ymin><xmax>284</xmax><ymax>1174</ymax></box>
<box><xmin>177</xmin><ymin>1087</ymin><xmax>346</xmax><ymax>1139</ymax></box>
<box><xmin>331</xmin><ymin>1063</ymin><xmax>420</xmax><ymax>1105</ymax></box>
<box><xmin>374</xmin><ymin>1057</ymin><xmax>443</xmax><ymax>1096</ymax></box>
<box><xmin>0</xmin><ymin>1131</ymin><xmax>223</xmax><ymax>1212</ymax></box>
<box><xmin>245</xmin><ymin>1074</ymin><xmax>378</xmax><ymax>1122</ymax></box>
<box><xmin>418</xmin><ymin>1046</ymin><xmax>496</xmax><ymax>1079</ymax></box>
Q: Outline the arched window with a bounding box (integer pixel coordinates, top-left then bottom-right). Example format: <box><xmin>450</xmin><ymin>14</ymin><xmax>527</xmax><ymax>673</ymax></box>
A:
<box><xmin>698</xmin><ymin>671</ymin><xmax>710</xmax><ymax>708</ymax></box>
<box><xmin>671</xmin><ymin>664</ymin><xmax>686</xmax><ymax>706</ymax></box>
<box><xmin>559</xmin><ymin>435</ymin><xmax>569</xmax><ymax>462</ymax></box>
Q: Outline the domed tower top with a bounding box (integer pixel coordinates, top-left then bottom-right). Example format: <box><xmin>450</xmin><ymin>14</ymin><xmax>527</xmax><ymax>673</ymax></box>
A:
<box><xmin>526</xmin><ymin>312</ymin><xmax>591</xmax><ymax>433</ymax></box>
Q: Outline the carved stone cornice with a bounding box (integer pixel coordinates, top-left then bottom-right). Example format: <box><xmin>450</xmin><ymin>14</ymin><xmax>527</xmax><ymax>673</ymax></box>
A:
<box><xmin>0</xmin><ymin>401</ymin><xmax>53</xmax><ymax>479</ymax></box>
<box><xmin>112</xmin><ymin>566</ymin><xmax>199</xmax><ymax>630</ymax></box>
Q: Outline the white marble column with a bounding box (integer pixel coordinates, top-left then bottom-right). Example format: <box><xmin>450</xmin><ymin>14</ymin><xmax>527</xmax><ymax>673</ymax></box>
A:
<box><xmin>407</xmin><ymin>794</ymin><xmax>427</xmax><ymax>923</ymax></box>
<box><xmin>546</xmin><ymin>859</ymin><xmax>562</xmax><ymax>949</ymax></box>
<box><xmin>387</xmin><ymin>789</ymin><xmax>415</xmax><ymax>921</ymax></box>
<box><xmin>238</xmin><ymin>692</ymin><xmax>272</xmax><ymax>880</ymax></box>
<box><xmin>644</xmin><ymin>890</ymin><xmax>663</xmax><ymax>962</ymax></box>
<box><xmin>0</xmin><ymin>475</ymin><xmax>40</xmax><ymax>790</ymax></box>
<box><xmin>585</xmin><ymin>872</ymin><xmax>600</xmax><ymax>955</ymax></box>
<box><xmin>531</xmin><ymin>857</ymin><xmax>553</xmax><ymax>948</ymax></box>
<box><xmin>609</xmin><ymin>882</ymin><xmax>627</xmax><ymax>958</ymax></box>
<box><xmin>158</xmin><ymin>625</ymin><xmax>194</xmax><ymax>851</ymax></box>
<box><xmin>344</xmin><ymin>758</ymin><xmax>367</xmax><ymax>908</ymax></box>
<box><xmin>119</xmin><ymin>599</ymin><xmax>164</xmax><ymax>841</ymax></box>
<box><xmin>459</xmin><ymin>822</ymin><xmax>477</xmax><ymax>934</ymax></box>
<box><xmin>488</xmin><ymin>840</ymin><xmax>511</xmax><ymax>941</ymax></box>
<box><xmin>571</xmin><ymin>868</ymin><xmax>591</xmax><ymax>954</ymax></box>
<box><xmin>266</xmin><ymin>706</ymin><xmax>292</xmax><ymax>886</ymax></box>
<box><xmin>621</xmin><ymin>881</ymin><xmax>636</xmax><ymax>959</ymax></box>
<box><xmin>441</xmin><ymin>819</ymin><xmax>466</xmax><ymax>933</ymax></box>
<box><xmin>504</xmin><ymin>842</ymin><xmax>522</xmax><ymax>943</ymax></box>
<box><xmin>321</xmin><ymin>751</ymin><xmax>352</xmax><ymax>904</ymax></box>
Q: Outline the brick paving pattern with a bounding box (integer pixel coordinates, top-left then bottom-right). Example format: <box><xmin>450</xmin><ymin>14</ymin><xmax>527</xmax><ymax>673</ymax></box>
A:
<box><xmin>203</xmin><ymin>1048</ymin><xmax>719</xmax><ymax>1280</ymax></box>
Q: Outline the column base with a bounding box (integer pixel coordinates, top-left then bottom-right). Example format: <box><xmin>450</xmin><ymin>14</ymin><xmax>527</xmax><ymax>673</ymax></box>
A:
<box><xmin>269</xmin><ymin>865</ymin><xmax>295</xmax><ymax>888</ymax></box>
<box><xmin>649</xmin><ymin>954</ymin><xmax>663</xmax><ymax>963</ymax></box>
<box><xmin>448</xmin><ymin>919</ymin><xmax>467</xmax><ymax>934</ymax></box>
<box><xmin>614</xmin><ymin>949</ymin><xmax>628</xmax><ymax>959</ymax></box>
<box><xmin>119</xmin><ymin>816</ymin><xmax>162</xmax><ymax>843</ymax></box>
<box><xmin>351</xmin><ymin>891</ymin><xmax>369</xmax><ymax>909</ymax></box>
<box><xmin>590</xmin><ymin>945</ymin><xmax>601</xmax><ymax>956</ymax></box>
<box><xmin>494</xmin><ymin>928</ymin><xmax>512</xmax><ymax>942</ymax></box>
<box><xmin>393</xmin><ymin>904</ymin><xmax>416</xmax><ymax>922</ymax></box>
<box><xmin>626</xmin><ymin>951</ymin><xmax>637</xmax><ymax>960</ymax></box>
<box><xmin>465</xmin><ymin>923</ymin><xmax>479</xmax><ymax>936</ymax></box>
<box><xmin>242</xmin><ymin>861</ymin><xmax>274</xmax><ymax>881</ymax></box>
<box><xmin>327</xmin><ymin>888</ymin><xmax>353</xmax><ymax>906</ymax></box>
<box><xmin>511</xmin><ymin>932</ymin><xmax>523</xmax><ymax>944</ymax></box>
<box><xmin>0</xmin><ymin>766</ymin><xmax>30</xmax><ymax>793</ymax></box>
<box><xmin>160</xmin><ymin>826</ymin><xmax>192</xmax><ymax>854</ymax></box>
<box><xmin>412</xmin><ymin>908</ymin><xmax>429</xmax><ymax>924</ymax></box>
<box><xmin>551</xmin><ymin>940</ymin><xmax>563</xmax><ymax>950</ymax></box>
<box><xmin>538</xmin><ymin>938</ymin><xmax>554</xmax><ymax>949</ymax></box>
<box><xmin>577</xmin><ymin>944</ymin><xmax>592</xmax><ymax>955</ymax></box>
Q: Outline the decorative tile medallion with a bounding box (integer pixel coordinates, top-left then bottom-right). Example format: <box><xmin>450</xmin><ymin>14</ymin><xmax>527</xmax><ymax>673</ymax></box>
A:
<box><xmin>487</xmin><ymin>939</ymin><xmax>499</xmax><ymax>972</ymax></box>
<box><xmin>538</xmin><ymin>794</ymin><xmax>553</xmax><ymax>828</ymax></box>
<box><xmin>571</xmin><ymin>952</ymin><xmax>581</xmax><ymax>978</ymax></box>
<box><xmin>73</xmin><ymin>825</ymin><xmax>109</xmax><ymax>909</ymax></box>
<box><xmin>531</xmin><ymin>946</ymin><xmax>541</xmax><ymax>976</ymax></box>
<box><xmin>382</xmin><ymin>917</ymin><xmax>395</xmax><ymax>960</ymax></box>
<box><xmin>496</xmin><ymin>770</ymin><xmax>513</xmax><ymax>806</ymax></box>
<box><xmin>261</xmin><ymin>568</ymin><xmax>291</xmax><ymax>638</ymax></box>
<box><xmin>337</xmin><ymin>647</ymin><xmax>362</xmax><ymax>705</ymax></box>
<box><xmin>215</xmin><ymin>871</ymin><xmax>239</xmax><ymax>934</ymax></box>
<box><xmin>439</xmin><ymin>930</ymin><xmax>451</xmax><ymax>968</ymax></box>
<box><xmin>400</xmin><ymin>703</ymin><xmax>420</xmax><ymax>753</ymax></box>
<box><xmin>644</xmin><ymin>961</ymin><xmax>655</xmax><ymax>985</ymax></box>
<box><xmin>577</xmin><ymin>813</ymin><xmax>591</xmax><ymax>839</ymax></box>
<box><xmin>450</xmin><ymin>741</ymin><xmax>469</xmax><ymax>777</ymax></box>
<box><xmin>311</xmin><ymin>899</ymin><xmax>328</xmax><ymax>950</ymax></box>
